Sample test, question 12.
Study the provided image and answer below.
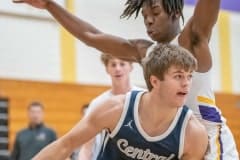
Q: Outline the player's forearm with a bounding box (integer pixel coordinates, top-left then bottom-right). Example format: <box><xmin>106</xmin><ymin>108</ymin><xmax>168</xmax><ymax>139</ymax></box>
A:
<box><xmin>45</xmin><ymin>0</ymin><xmax>101</xmax><ymax>44</ymax></box>
<box><xmin>32</xmin><ymin>139</ymin><xmax>72</xmax><ymax>160</ymax></box>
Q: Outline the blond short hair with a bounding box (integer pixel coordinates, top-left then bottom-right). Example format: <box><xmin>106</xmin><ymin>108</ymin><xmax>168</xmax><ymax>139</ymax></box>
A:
<box><xmin>100</xmin><ymin>54</ymin><xmax>114</xmax><ymax>66</ymax></box>
<box><xmin>100</xmin><ymin>53</ymin><xmax>132</xmax><ymax>66</ymax></box>
<box><xmin>142</xmin><ymin>43</ymin><xmax>197</xmax><ymax>91</ymax></box>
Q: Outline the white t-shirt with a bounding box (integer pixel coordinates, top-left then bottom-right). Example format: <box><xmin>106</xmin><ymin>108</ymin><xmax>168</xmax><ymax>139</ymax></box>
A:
<box><xmin>87</xmin><ymin>86</ymin><xmax>144</xmax><ymax>160</ymax></box>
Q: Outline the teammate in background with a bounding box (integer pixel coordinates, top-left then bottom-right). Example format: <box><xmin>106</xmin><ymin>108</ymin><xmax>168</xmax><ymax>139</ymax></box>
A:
<box><xmin>77</xmin><ymin>54</ymin><xmax>143</xmax><ymax>160</ymax></box>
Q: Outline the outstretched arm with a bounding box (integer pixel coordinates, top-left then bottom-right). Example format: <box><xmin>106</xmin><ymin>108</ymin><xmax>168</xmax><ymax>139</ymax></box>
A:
<box><xmin>13</xmin><ymin>0</ymin><xmax>151</xmax><ymax>61</ymax></box>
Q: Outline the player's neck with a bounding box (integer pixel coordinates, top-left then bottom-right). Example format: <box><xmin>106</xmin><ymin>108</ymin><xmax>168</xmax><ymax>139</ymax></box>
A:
<box><xmin>139</xmin><ymin>93</ymin><xmax>179</xmax><ymax>135</ymax></box>
<box><xmin>157</xmin><ymin>26</ymin><xmax>181</xmax><ymax>43</ymax></box>
<box><xmin>142</xmin><ymin>92</ymin><xmax>179</xmax><ymax>118</ymax></box>
<box><xmin>111</xmin><ymin>81</ymin><xmax>131</xmax><ymax>95</ymax></box>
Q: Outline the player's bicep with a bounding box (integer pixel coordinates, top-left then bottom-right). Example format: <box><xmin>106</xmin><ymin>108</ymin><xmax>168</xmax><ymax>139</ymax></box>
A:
<box><xmin>62</xmin><ymin>96</ymin><xmax>124</xmax><ymax>150</ymax></box>
<box><xmin>60</xmin><ymin>115</ymin><xmax>100</xmax><ymax>151</ymax></box>
<box><xmin>182</xmin><ymin>117</ymin><xmax>208</xmax><ymax>160</ymax></box>
<box><xmin>60</xmin><ymin>103</ymin><xmax>110</xmax><ymax>148</ymax></box>
<box><xmin>191</xmin><ymin>0</ymin><xmax>220</xmax><ymax>38</ymax></box>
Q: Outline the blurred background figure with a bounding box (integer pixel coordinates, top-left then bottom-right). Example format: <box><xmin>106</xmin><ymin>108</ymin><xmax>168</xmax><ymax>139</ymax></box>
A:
<box><xmin>10</xmin><ymin>101</ymin><xmax>57</xmax><ymax>160</ymax></box>
<box><xmin>77</xmin><ymin>53</ymin><xmax>144</xmax><ymax>160</ymax></box>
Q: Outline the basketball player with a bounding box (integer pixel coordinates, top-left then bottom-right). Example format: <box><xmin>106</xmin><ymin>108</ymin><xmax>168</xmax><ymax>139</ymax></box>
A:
<box><xmin>32</xmin><ymin>44</ymin><xmax>208</xmax><ymax>160</ymax></box>
<box><xmin>77</xmin><ymin>54</ymin><xmax>143</xmax><ymax>160</ymax></box>
<box><xmin>13</xmin><ymin>0</ymin><xmax>239</xmax><ymax>158</ymax></box>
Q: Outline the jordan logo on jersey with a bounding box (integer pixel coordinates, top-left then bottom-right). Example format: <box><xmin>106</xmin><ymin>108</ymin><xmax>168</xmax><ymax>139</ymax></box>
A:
<box><xmin>117</xmin><ymin>139</ymin><xmax>176</xmax><ymax>160</ymax></box>
<box><xmin>124</xmin><ymin>120</ymin><xmax>133</xmax><ymax>130</ymax></box>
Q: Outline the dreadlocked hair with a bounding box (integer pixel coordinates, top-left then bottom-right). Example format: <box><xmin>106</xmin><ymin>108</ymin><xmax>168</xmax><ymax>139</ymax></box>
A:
<box><xmin>120</xmin><ymin>0</ymin><xmax>144</xmax><ymax>19</ymax></box>
<box><xmin>120</xmin><ymin>0</ymin><xmax>184</xmax><ymax>23</ymax></box>
<box><xmin>162</xmin><ymin>0</ymin><xmax>184</xmax><ymax>23</ymax></box>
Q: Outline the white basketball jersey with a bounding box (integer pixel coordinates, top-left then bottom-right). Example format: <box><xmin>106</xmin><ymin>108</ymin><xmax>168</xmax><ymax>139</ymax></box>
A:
<box><xmin>146</xmin><ymin>38</ymin><xmax>225</xmax><ymax>124</ymax></box>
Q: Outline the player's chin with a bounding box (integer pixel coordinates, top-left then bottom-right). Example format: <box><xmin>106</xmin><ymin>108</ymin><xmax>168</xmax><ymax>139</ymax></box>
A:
<box><xmin>148</xmin><ymin>34</ymin><xmax>158</xmax><ymax>41</ymax></box>
<box><xmin>175</xmin><ymin>97</ymin><xmax>187</xmax><ymax>107</ymax></box>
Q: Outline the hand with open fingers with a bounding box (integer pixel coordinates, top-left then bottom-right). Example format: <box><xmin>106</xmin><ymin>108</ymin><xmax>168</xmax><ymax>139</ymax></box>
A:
<box><xmin>12</xmin><ymin>0</ymin><xmax>49</xmax><ymax>9</ymax></box>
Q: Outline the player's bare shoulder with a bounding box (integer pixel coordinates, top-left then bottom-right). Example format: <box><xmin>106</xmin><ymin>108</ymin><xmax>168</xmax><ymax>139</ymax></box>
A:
<box><xmin>89</xmin><ymin>94</ymin><xmax>127</xmax><ymax>132</ymax></box>
<box><xmin>187</xmin><ymin>115</ymin><xmax>207</xmax><ymax>138</ymax></box>
<box><xmin>183</xmin><ymin>114</ymin><xmax>208</xmax><ymax>159</ymax></box>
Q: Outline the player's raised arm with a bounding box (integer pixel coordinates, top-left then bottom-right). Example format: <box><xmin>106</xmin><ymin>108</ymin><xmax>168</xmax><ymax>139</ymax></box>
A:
<box><xmin>191</xmin><ymin>0</ymin><xmax>221</xmax><ymax>39</ymax></box>
<box><xmin>12</xmin><ymin>0</ymin><xmax>151</xmax><ymax>62</ymax></box>
<box><xmin>181</xmin><ymin>0</ymin><xmax>221</xmax><ymax>72</ymax></box>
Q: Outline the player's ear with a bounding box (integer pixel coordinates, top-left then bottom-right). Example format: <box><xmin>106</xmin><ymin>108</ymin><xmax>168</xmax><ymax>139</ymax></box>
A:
<box><xmin>150</xmin><ymin>75</ymin><xmax>159</xmax><ymax>88</ymax></box>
